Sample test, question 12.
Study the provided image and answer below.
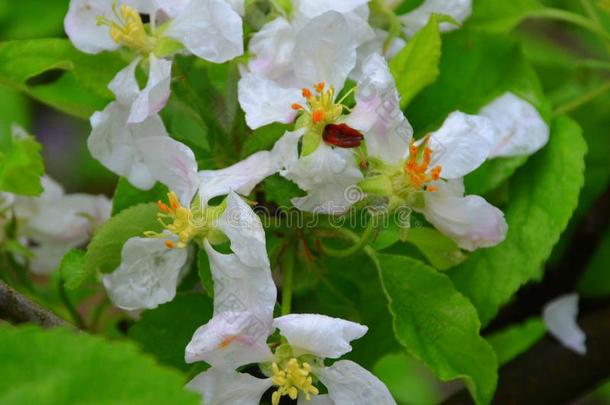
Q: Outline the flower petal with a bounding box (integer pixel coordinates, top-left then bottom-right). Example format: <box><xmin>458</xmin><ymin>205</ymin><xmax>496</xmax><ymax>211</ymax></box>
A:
<box><xmin>102</xmin><ymin>237</ymin><xmax>189</xmax><ymax>311</ymax></box>
<box><xmin>479</xmin><ymin>92</ymin><xmax>550</xmax><ymax>158</ymax></box>
<box><xmin>422</xmin><ymin>179</ymin><xmax>507</xmax><ymax>251</ymax></box>
<box><xmin>135</xmin><ymin>136</ymin><xmax>199</xmax><ymax>206</ymax></box>
<box><xmin>293</xmin><ymin>0</ymin><xmax>370</xmax><ymax>18</ymax></box>
<box><xmin>165</xmin><ymin>0</ymin><xmax>244</xmax><ymax>63</ymax></box>
<box><xmin>273</xmin><ymin>314</ymin><xmax>368</xmax><ymax>359</ymax></box>
<box><xmin>238</xmin><ymin>73</ymin><xmax>302</xmax><ymax>129</ymax></box>
<box><xmin>247</xmin><ymin>17</ymin><xmax>296</xmax><ymax>81</ymax></box>
<box><xmin>400</xmin><ymin>0</ymin><xmax>472</xmax><ymax>37</ymax></box>
<box><xmin>64</xmin><ymin>0</ymin><xmax>119</xmax><ymax>54</ymax></box>
<box><xmin>297</xmin><ymin>395</ymin><xmax>335</xmax><ymax>405</ymax></box>
<box><xmin>316</xmin><ymin>360</ymin><xmax>396</xmax><ymax>405</ymax></box>
<box><xmin>543</xmin><ymin>293</ymin><xmax>587</xmax><ymax>355</ymax></box>
<box><xmin>187</xmin><ymin>368</ymin><xmax>272</xmax><ymax>405</ymax></box>
<box><xmin>88</xmin><ymin>102</ymin><xmax>168</xmax><ymax>190</ymax></box>
<box><xmin>292</xmin><ymin>11</ymin><xmax>359</xmax><ymax>90</ymax></box>
<box><xmin>346</xmin><ymin>53</ymin><xmax>413</xmax><ymax>165</ymax></box>
<box><xmin>185</xmin><ymin>309</ymin><xmax>274</xmax><ymax>368</ymax></box>
<box><xmin>128</xmin><ymin>55</ymin><xmax>172</xmax><ymax>124</ymax></box>
<box><xmin>427</xmin><ymin>112</ymin><xmax>495</xmax><ymax>179</ymax></box>
<box><xmin>29</xmin><ymin>243</ymin><xmax>73</xmax><ymax>275</ymax></box>
<box><xmin>108</xmin><ymin>57</ymin><xmax>142</xmax><ymax>106</ymax></box>
<box><xmin>198</xmin><ymin>151</ymin><xmax>277</xmax><ymax>205</ymax></box>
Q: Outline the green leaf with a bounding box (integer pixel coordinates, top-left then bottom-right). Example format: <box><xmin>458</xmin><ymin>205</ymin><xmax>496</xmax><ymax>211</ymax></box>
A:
<box><xmin>465</xmin><ymin>156</ymin><xmax>529</xmax><ymax>196</ymax></box>
<box><xmin>390</xmin><ymin>14</ymin><xmax>443</xmax><ymax>108</ymax></box>
<box><xmin>85</xmin><ymin>203</ymin><xmax>163</xmax><ymax>275</ymax></box>
<box><xmin>468</xmin><ymin>0</ymin><xmax>544</xmax><ymax>33</ymax></box>
<box><xmin>0</xmin><ymin>39</ymin><xmax>124</xmax><ymax>119</ymax></box>
<box><xmin>406</xmin><ymin>227</ymin><xmax>467</xmax><ymax>270</ymax></box>
<box><xmin>0</xmin><ymin>2</ymin><xmax>65</xmax><ymax>40</ymax></box>
<box><xmin>578</xmin><ymin>230</ymin><xmax>610</xmax><ymax>297</ymax></box>
<box><xmin>0</xmin><ymin>325</ymin><xmax>200</xmax><ymax>404</ymax></box>
<box><xmin>128</xmin><ymin>293</ymin><xmax>213</xmax><ymax>372</ymax></box>
<box><xmin>0</xmin><ymin>87</ymin><xmax>30</xmax><ymax>151</ymax></box>
<box><xmin>241</xmin><ymin>123</ymin><xmax>286</xmax><ymax>158</ymax></box>
<box><xmin>196</xmin><ymin>248</ymin><xmax>214</xmax><ymax>298</ymax></box>
<box><xmin>58</xmin><ymin>249</ymin><xmax>87</xmax><ymax>290</ymax></box>
<box><xmin>112</xmin><ymin>178</ymin><xmax>169</xmax><ymax>216</ymax></box>
<box><xmin>0</xmin><ymin>126</ymin><xmax>44</xmax><ymax>196</ymax></box>
<box><xmin>378</xmin><ymin>254</ymin><xmax>498</xmax><ymax>405</ymax></box>
<box><xmin>449</xmin><ymin>117</ymin><xmax>587</xmax><ymax>325</ymax></box>
<box><xmin>486</xmin><ymin>318</ymin><xmax>546</xmax><ymax>366</ymax></box>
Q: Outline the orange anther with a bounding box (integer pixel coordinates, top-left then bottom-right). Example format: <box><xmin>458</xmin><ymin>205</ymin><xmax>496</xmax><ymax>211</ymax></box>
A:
<box><xmin>219</xmin><ymin>335</ymin><xmax>237</xmax><ymax>348</ymax></box>
<box><xmin>312</xmin><ymin>109</ymin><xmax>325</xmax><ymax>123</ymax></box>
<box><xmin>302</xmin><ymin>88</ymin><xmax>312</xmax><ymax>98</ymax></box>
<box><xmin>165</xmin><ymin>240</ymin><xmax>176</xmax><ymax>249</ymax></box>
<box><xmin>431</xmin><ymin>166</ymin><xmax>442</xmax><ymax>180</ymax></box>
<box><xmin>168</xmin><ymin>192</ymin><xmax>180</xmax><ymax>210</ymax></box>
<box><xmin>292</xmin><ymin>103</ymin><xmax>304</xmax><ymax>110</ymax></box>
<box><xmin>410</xmin><ymin>145</ymin><xmax>418</xmax><ymax>156</ymax></box>
<box><xmin>427</xmin><ymin>186</ymin><xmax>438</xmax><ymax>192</ymax></box>
<box><xmin>157</xmin><ymin>200</ymin><xmax>170</xmax><ymax>213</ymax></box>
<box><xmin>315</xmin><ymin>82</ymin><xmax>325</xmax><ymax>93</ymax></box>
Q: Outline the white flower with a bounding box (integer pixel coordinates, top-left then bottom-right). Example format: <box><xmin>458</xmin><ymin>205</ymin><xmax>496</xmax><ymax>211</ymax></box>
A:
<box><xmin>479</xmin><ymin>92</ymin><xmax>550</xmax><ymax>158</ymax></box>
<box><xmin>102</xmin><ymin>191</ymin><xmax>270</xmax><ymax>310</ymax></box>
<box><xmin>186</xmin><ymin>308</ymin><xmax>395</xmax><ymax>404</ymax></box>
<box><xmin>543</xmin><ymin>293</ymin><xmax>587</xmax><ymax>355</ymax></box>
<box><xmin>13</xmin><ymin>176</ymin><xmax>111</xmax><ymax>274</ymax></box>
<box><xmin>399</xmin><ymin>0</ymin><xmax>472</xmax><ymax>37</ymax></box>
<box><xmin>88</xmin><ymin>59</ymin><xmax>199</xmax><ymax>205</ymax></box>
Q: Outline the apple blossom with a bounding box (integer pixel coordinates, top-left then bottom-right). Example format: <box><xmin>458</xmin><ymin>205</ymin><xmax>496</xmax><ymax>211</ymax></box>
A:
<box><xmin>543</xmin><ymin>293</ymin><xmax>587</xmax><ymax>355</ymax></box>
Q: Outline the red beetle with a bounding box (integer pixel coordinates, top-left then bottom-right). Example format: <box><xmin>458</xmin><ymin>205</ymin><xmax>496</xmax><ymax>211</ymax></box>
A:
<box><xmin>323</xmin><ymin>123</ymin><xmax>364</xmax><ymax>148</ymax></box>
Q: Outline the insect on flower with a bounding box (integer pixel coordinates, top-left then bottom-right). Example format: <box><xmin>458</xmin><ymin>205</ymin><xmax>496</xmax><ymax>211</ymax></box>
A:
<box><xmin>323</xmin><ymin>123</ymin><xmax>364</xmax><ymax>149</ymax></box>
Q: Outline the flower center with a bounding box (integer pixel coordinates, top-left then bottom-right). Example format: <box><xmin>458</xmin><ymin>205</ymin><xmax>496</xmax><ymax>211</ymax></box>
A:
<box><xmin>97</xmin><ymin>3</ymin><xmax>155</xmax><ymax>53</ymax></box>
<box><xmin>292</xmin><ymin>82</ymin><xmax>344</xmax><ymax>128</ymax></box>
<box><xmin>401</xmin><ymin>143</ymin><xmax>442</xmax><ymax>192</ymax></box>
<box><xmin>145</xmin><ymin>192</ymin><xmax>211</xmax><ymax>249</ymax></box>
<box><xmin>271</xmin><ymin>358</ymin><xmax>319</xmax><ymax>405</ymax></box>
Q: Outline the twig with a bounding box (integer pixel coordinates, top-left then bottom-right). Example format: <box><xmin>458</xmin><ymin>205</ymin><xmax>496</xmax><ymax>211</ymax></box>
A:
<box><xmin>443</xmin><ymin>306</ymin><xmax>610</xmax><ymax>404</ymax></box>
<box><xmin>0</xmin><ymin>280</ymin><xmax>69</xmax><ymax>328</ymax></box>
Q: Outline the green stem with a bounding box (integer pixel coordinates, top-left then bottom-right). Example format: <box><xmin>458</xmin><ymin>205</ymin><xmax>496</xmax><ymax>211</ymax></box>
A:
<box><xmin>281</xmin><ymin>247</ymin><xmax>295</xmax><ymax>316</ymax></box>
<box><xmin>58</xmin><ymin>279</ymin><xmax>86</xmax><ymax>329</ymax></box>
<box><xmin>554</xmin><ymin>80</ymin><xmax>610</xmax><ymax>115</ymax></box>
<box><xmin>321</xmin><ymin>218</ymin><xmax>377</xmax><ymax>259</ymax></box>
<box><xmin>89</xmin><ymin>297</ymin><xmax>109</xmax><ymax>332</ymax></box>
<box><xmin>528</xmin><ymin>8</ymin><xmax>610</xmax><ymax>42</ymax></box>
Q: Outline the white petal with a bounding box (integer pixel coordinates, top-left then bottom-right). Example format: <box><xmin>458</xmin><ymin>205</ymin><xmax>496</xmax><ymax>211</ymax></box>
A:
<box><xmin>165</xmin><ymin>0</ymin><xmax>244</xmax><ymax>63</ymax></box>
<box><xmin>293</xmin><ymin>0</ymin><xmax>370</xmax><ymax>19</ymax></box>
<box><xmin>427</xmin><ymin>112</ymin><xmax>495</xmax><ymax>179</ymax></box>
<box><xmin>88</xmin><ymin>102</ymin><xmax>168</xmax><ymax>190</ymax></box>
<box><xmin>238</xmin><ymin>73</ymin><xmax>302</xmax><ymax>129</ymax></box>
<box><xmin>273</xmin><ymin>314</ymin><xmax>368</xmax><ymax>359</ymax></box>
<box><xmin>102</xmin><ymin>237</ymin><xmax>188</xmax><ymax>311</ymax></box>
<box><xmin>187</xmin><ymin>368</ymin><xmax>272</xmax><ymax>405</ymax></box>
<box><xmin>154</xmin><ymin>0</ymin><xmax>191</xmax><ymax>17</ymax></box>
<box><xmin>64</xmin><ymin>0</ymin><xmax>119</xmax><ymax>54</ymax></box>
<box><xmin>292</xmin><ymin>12</ymin><xmax>358</xmax><ymax>90</ymax></box>
<box><xmin>543</xmin><ymin>294</ymin><xmax>587</xmax><ymax>355</ymax></box>
<box><xmin>422</xmin><ymin>179</ymin><xmax>507</xmax><ymax>251</ymax></box>
<box><xmin>400</xmin><ymin>0</ymin><xmax>472</xmax><ymax>37</ymax></box>
<box><xmin>29</xmin><ymin>243</ymin><xmax>72</xmax><ymax>275</ymax></box>
<box><xmin>346</xmin><ymin>53</ymin><xmax>413</xmax><ymax>165</ymax></box>
<box><xmin>128</xmin><ymin>55</ymin><xmax>172</xmax><ymax>124</ymax></box>
<box><xmin>316</xmin><ymin>360</ymin><xmax>396</xmax><ymax>405</ymax></box>
<box><xmin>135</xmin><ymin>136</ymin><xmax>199</xmax><ymax>206</ymax></box>
<box><xmin>185</xmin><ymin>310</ymin><xmax>274</xmax><ymax>368</ymax></box>
<box><xmin>198</xmin><ymin>151</ymin><xmax>277</xmax><ymax>205</ymax></box>
<box><xmin>247</xmin><ymin>17</ymin><xmax>296</xmax><ymax>81</ymax></box>
<box><xmin>108</xmin><ymin>58</ymin><xmax>142</xmax><ymax>106</ymax></box>
<box><xmin>216</xmin><ymin>192</ymin><xmax>270</xmax><ymax>268</ymax></box>
<box><xmin>281</xmin><ymin>143</ymin><xmax>363</xmax><ymax>214</ymax></box>
<box><xmin>351</xmin><ymin>29</ymin><xmax>406</xmax><ymax>81</ymax></box>
<box><xmin>204</xmin><ymin>240</ymin><xmax>275</xmax><ymax>321</ymax></box>
<box><xmin>479</xmin><ymin>92</ymin><xmax>550</xmax><ymax>158</ymax></box>
<box><xmin>225</xmin><ymin>0</ymin><xmax>245</xmax><ymax>16</ymax></box>
<box><xmin>298</xmin><ymin>395</ymin><xmax>335</xmax><ymax>405</ymax></box>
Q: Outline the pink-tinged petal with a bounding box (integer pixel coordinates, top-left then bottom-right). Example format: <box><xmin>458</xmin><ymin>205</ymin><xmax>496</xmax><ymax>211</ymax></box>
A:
<box><xmin>64</xmin><ymin>0</ymin><xmax>119</xmax><ymax>54</ymax></box>
<box><xmin>273</xmin><ymin>314</ymin><xmax>368</xmax><ymax>358</ymax></box>
<box><xmin>187</xmin><ymin>368</ymin><xmax>272</xmax><ymax>405</ymax></box>
<box><xmin>422</xmin><ymin>179</ymin><xmax>507</xmax><ymax>251</ymax></box>
<box><xmin>128</xmin><ymin>55</ymin><xmax>172</xmax><ymax>123</ymax></box>
<box><xmin>293</xmin><ymin>0</ymin><xmax>370</xmax><ymax>19</ymax></box>
<box><xmin>247</xmin><ymin>17</ymin><xmax>296</xmax><ymax>81</ymax></box>
<box><xmin>543</xmin><ymin>294</ymin><xmax>587</xmax><ymax>355</ymax></box>
<box><xmin>400</xmin><ymin>0</ymin><xmax>472</xmax><ymax>37</ymax></box>
<box><xmin>316</xmin><ymin>360</ymin><xmax>397</xmax><ymax>405</ymax></box>
<box><xmin>479</xmin><ymin>92</ymin><xmax>550</xmax><ymax>158</ymax></box>
<box><xmin>165</xmin><ymin>0</ymin><xmax>244</xmax><ymax>63</ymax></box>
<box><xmin>427</xmin><ymin>112</ymin><xmax>495</xmax><ymax>179</ymax></box>
<box><xmin>238</xmin><ymin>73</ymin><xmax>302</xmax><ymax>129</ymax></box>
<box><xmin>292</xmin><ymin>11</ymin><xmax>359</xmax><ymax>90</ymax></box>
<box><xmin>102</xmin><ymin>237</ymin><xmax>189</xmax><ymax>311</ymax></box>
<box><xmin>346</xmin><ymin>53</ymin><xmax>413</xmax><ymax>165</ymax></box>
<box><xmin>108</xmin><ymin>57</ymin><xmax>142</xmax><ymax>105</ymax></box>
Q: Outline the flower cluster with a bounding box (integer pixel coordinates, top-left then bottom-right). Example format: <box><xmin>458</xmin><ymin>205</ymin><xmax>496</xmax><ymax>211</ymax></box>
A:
<box><xmin>61</xmin><ymin>0</ymin><xmax>551</xmax><ymax>403</ymax></box>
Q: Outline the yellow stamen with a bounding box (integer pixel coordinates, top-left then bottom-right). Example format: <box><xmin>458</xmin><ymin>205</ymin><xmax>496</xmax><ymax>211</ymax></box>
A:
<box><xmin>271</xmin><ymin>358</ymin><xmax>319</xmax><ymax>405</ymax></box>
<box><xmin>97</xmin><ymin>3</ymin><xmax>154</xmax><ymax>53</ymax></box>
<box><xmin>292</xmin><ymin>82</ymin><xmax>345</xmax><ymax>127</ymax></box>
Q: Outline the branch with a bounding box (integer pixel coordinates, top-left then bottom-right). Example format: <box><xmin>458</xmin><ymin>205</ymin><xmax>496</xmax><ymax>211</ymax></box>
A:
<box><xmin>443</xmin><ymin>306</ymin><xmax>610</xmax><ymax>404</ymax></box>
<box><xmin>0</xmin><ymin>280</ymin><xmax>69</xmax><ymax>328</ymax></box>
